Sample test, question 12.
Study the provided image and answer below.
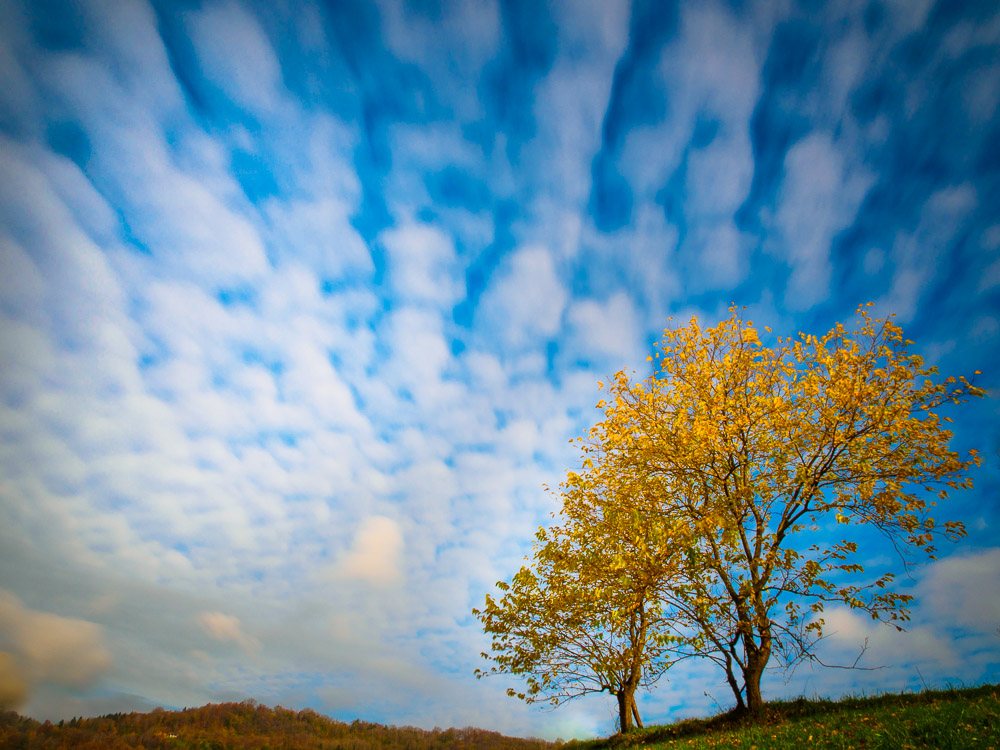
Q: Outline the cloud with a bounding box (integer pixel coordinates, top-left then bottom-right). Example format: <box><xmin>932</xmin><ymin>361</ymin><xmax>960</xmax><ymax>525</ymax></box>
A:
<box><xmin>686</xmin><ymin>134</ymin><xmax>755</xmax><ymax>221</ymax></box>
<box><xmin>0</xmin><ymin>652</ymin><xmax>28</xmax><ymax>711</ymax></box>
<box><xmin>784</xmin><ymin>548</ymin><xmax>1000</xmax><ymax>697</ymax></box>
<box><xmin>30</xmin><ymin>53</ymin><xmax>270</xmax><ymax>289</ymax></box>
<box><xmin>527</xmin><ymin>0</ymin><xmax>630</xmax><ymax>207</ymax></box>
<box><xmin>340</xmin><ymin>516</ymin><xmax>405</xmax><ymax>586</ymax></box>
<box><xmin>186</xmin><ymin>0</ymin><xmax>283</xmax><ymax>112</ymax></box>
<box><xmin>619</xmin><ymin>1</ymin><xmax>760</xmax><ymax>192</ymax></box>
<box><xmin>477</xmin><ymin>245</ymin><xmax>567</xmax><ymax>348</ymax></box>
<box><xmin>377</xmin><ymin>0</ymin><xmax>501</xmax><ymax>120</ymax></box>
<box><xmin>378</xmin><ymin>307</ymin><xmax>454</xmax><ymax>409</ymax></box>
<box><xmin>772</xmin><ymin>132</ymin><xmax>873</xmax><ymax>309</ymax></box>
<box><xmin>613</xmin><ymin>2</ymin><xmax>761</xmax><ymax>292</ymax></box>
<box><xmin>265</xmin><ymin>196</ymin><xmax>372</xmax><ymax>281</ymax></box>
<box><xmin>197</xmin><ymin>612</ymin><xmax>260</xmax><ymax>653</ymax></box>
<box><xmin>381</xmin><ymin>223</ymin><xmax>464</xmax><ymax>307</ymax></box>
<box><xmin>0</xmin><ymin>591</ymin><xmax>111</xmax><ymax>707</ymax></box>
<box><xmin>0</xmin><ymin>0</ymin><xmax>997</xmax><ymax>737</ymax></box>
<box><xmin>566</xmin><ymin>292</ymin><xmax>643</xmax><ymax>365</ymax></box>
<box><xmin>816</xmin><ymin>606</ymin><xmax>961</xmax><ymax>675</ymax></box>
<box><xmin>878</xmin><ymin>184</ymin><xmax>978</xmax><ymax>322</ymax></box>
<box><xmin>917</xmin><ymin>548</ymin><xmax>1000</xmax><ymax>631</ymax></box>
<box><xmin>689</xmin><ymin>222</ymin><xmax>751</xmax><ymax>291</ymax></box>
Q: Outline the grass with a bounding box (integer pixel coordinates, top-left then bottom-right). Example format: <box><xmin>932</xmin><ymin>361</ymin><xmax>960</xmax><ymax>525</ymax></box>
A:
<box><xmin>566</xmin><ymin>684</ymin><xmax>1000</xmax><ymax>750</ymax></box>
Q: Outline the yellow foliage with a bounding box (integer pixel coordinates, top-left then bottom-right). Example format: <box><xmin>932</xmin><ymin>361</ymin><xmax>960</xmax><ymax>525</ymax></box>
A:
<box><xmin>477</xmin><ymin>305</ymin><xmax>983</xmax><ymax>718</ymax></box>
<box><xmin>566</xmin><ymin>304</ymin><xmax>983</xmax><ymax>712</ymax></box>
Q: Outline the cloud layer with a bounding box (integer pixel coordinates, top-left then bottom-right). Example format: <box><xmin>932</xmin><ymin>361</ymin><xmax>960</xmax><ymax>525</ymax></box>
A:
<box><xmin>0</xmin><ymin>591</ymin><xmax>111</xmax><ymax>710</ymax></box>
<box><xmin>0</xmin><ymin>0</ymin><xmax>998</xmax><ymax>738</ymax></box>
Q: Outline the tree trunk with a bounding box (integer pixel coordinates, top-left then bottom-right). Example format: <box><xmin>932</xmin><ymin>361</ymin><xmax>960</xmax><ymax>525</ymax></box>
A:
<box><xmin>742</xmin><ymin>643</ymin><xmax>770</xmax><ymax>716</ymax></box>
<box><xmin>630</xmin><ymin>694</ymin><xmax>643</xmax><ymax>729</ymax></box>
<box><xmin>744</xmin><ymin>665</ymin><xmax>765</xmax><ymax>715</ymax></box>
<box><xmin>614</xmin><ymin>604</ymin><xmax>648</xmax><ymax>733</ymax></box>
<box><xmin>722</xmin><ymin>653</ymin><xmax>746</xmax><ymax>712</ymax></box>
<box><xmin>726</xmin><ymin>669</ymin><xmax>746</xmax><ymax>712</ymax></box>
<box><xmin>616</xmin><ymin>690</ymin><xmax>633</xmax><ymax>733</ymax></box>
<box><xmin>615</xmin><ymin>686</ymin><xmax>644</xmax><ymax>732</ymax></box>
<box><xmin>741</xmin><ymin>599</ymin><xmax>773</xmax><ymax>718</ymax></box>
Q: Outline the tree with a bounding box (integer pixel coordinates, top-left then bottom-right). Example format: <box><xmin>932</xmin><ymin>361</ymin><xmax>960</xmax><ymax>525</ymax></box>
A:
<box><xmin>473</xmin><ymin>482</ymin><xmax>685</xmax><ymax>733</ymax></box>
<box><xmin>569</xmin><ymin>305</ymin><xmax>983</xmax><ymax>715</ymax></box>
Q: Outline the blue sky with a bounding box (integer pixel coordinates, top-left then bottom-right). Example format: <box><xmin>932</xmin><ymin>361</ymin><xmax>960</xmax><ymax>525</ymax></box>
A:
<box><xmin>0</xmin><ymin>0</ymin><xmax>998</xmax><ymax>739</ymax></box>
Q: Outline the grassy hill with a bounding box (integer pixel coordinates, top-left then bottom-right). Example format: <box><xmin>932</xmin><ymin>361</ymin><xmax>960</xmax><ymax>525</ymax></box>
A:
<box><xmin>570</xmin><ymin>683</ymin><xmax>999</xmax><ymax>750</ymax></box>
<box><xmin>0</xmin><ymin>701</ymin><xmax>553</xmax><ymax>750</ymax></box>
<box><xmin>1</xmin><ymin>684</ymin><xmax>997</xmax><ymax>749</ymax></box>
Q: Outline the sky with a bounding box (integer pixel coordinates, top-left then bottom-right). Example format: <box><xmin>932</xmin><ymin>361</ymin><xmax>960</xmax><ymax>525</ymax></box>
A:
<box><xmin>0</xmin><ymin>0</ymin><xmax>998</xmax><ymax>740</ymax></box>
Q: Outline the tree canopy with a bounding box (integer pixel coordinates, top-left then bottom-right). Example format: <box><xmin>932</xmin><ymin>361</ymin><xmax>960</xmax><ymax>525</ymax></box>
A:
<box><xmin>478</xmin><ymin>304</ymin><xmax>983</xmax><ymax>727</ymax></box>
<box><xmin>473</xmin><ymin>489</ymin><xmax>683</xmax><ymax>732</ymax></box>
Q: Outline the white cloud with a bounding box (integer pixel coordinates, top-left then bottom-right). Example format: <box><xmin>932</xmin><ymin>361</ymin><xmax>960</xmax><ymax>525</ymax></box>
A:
<box><xmin>882</xmin><ymin>0</ymin><xmax>935</xmax><ymax>36</ymax></box>
<box><xmin>282</xmin><ymin>335</ymin><xmax>368</xmax><ymax>431</ymax></box>
<box><xmin>576</xmin><ymin>202</ymin><xmax>681</xmax><ymax>327</ymax></box>
<box><xmin>691</xmin><ymin>222</ymin><xmax>751</xmax><ymax>290</ymax></box>
<box><xmin>529</xmin><ymin>0</ymin><xmax>630</xmax><ymax>207</ymax></box>
<box><xmin>879</xmin><ymin>184</ymin><xmax>978</xmax><ymax>322</ymax></box>
<box><xmin>0</xmin><ymin>231</ymin><xmax>47</xmax><ymax>323</ymax></box>
<box><xmin>918</xmin><ymin>548</ymin><xmax>1000</xmax><ymax>630</ymax></box>
<box><xmin>773</xmin><ymin>132</ymin><xmax>874</xmax><ymax>309</ymax></box>
<box><xmin>380</xmin><ymin>307</ymin><xmax>453</xmax><ymax>401</ymax></box>
<box><xmin>818</xmin><ymin>606</ymin><xmax>960</xmax><ymax>672</ymax></box>
<box><xmin>186</xmin><ymin>0</ymin><xmax>283</xmax><ymax>113</ymax></box>
<box><xmin>863</xmin><ymin>247</ymin><xmax>886</xmax><ymax>275</ymax></box>
<box><xmin>382</xmin><ymin>223</ymin><xmax>464</xmax><ymax>307</ymax></box>
<box><xmin>615</xmin><ymin>2</ymin><xmax>760</xmax><ymax>294</ymax></box>
<box><xmin>686</xmin><ymin>134</ymin><xmax>754</xmax><ymax>218</ymax></box>
<box><xmin>261</xmin><ymin>113</ymin><xmax>368</xmax><ymax>280</ymax></box>
<box><xmin>0</xmin><ymin>13</ymin><xmax>42</xmax><ymax>139</ymax></box>
<box><xmin>672</xmin><ymin>3</ymin><xmax>761</xmax><ymax>120</ymax></box>
<box><xmin>340</xmin><ymin>516</ymin><xmax>405</xmax><ymax>586</ymax></box>
<box><xmin>266</xmin><ymin>197</ymin><xmax>372</xmax><ymax>280</ymax></box>
<box><xmin>478</xmin><ymin>245</ymin><xmax>568</xmax><ymax>348</ymax></box>
<box><xmin>770</xmin><ymin>548</ymin><xmax>1000</xmax><ymax>701</ymax></box>
<box><xmin>0</xmin><ymin>141</ymin><xmax>134</xmax><ymax>350</ymax></box>
<box><xmin>34</xmin><ymin>54</ymin><xmax>270</xmax><ymax>288</ymax></box>
<box><xmin>982</xmin><ymin>224</ymin><xmax>1000</xmax><ymax>252</ymax></box>
<box><xmin>621</xmin><ymin>1</ymin><xmax>760</xmax><ymax>199</ymax></box>
<box><xmin>377</xmin><ymin>0</ymin><xmax>501</xmax><ymax>120</ymax></box>
<box><xmin>83</xmin><ymin>0</ymin><xmax>188</xmax><ymax>118</ymax></box>
<box><xmin>0</xmin><ymin>0</ymin><xmax>995</xmax><ymax>737</ymax></box>
<box><xmin>197</xmin><ymin>612</ymin><xmax>260</xmax><ymax>653</ymax></box>
<box><xmin>566</xmin><ymin>292</ymin><xmax>643</xmax><ymax>364</ymax></box>
<box><xmin>979</xmin><ymin>260</ymin><xmax>1000</xmax><ymax>292</ymax></box>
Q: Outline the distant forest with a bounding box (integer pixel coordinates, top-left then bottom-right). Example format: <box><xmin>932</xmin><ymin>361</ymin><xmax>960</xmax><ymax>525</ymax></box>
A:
<box><xmin>0</xmin><ymin>701</ymin><xmax>557</xmax><ymax>750</ymax></box>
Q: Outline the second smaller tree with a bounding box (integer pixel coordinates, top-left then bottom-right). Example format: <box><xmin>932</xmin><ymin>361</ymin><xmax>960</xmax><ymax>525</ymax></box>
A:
<box><xmin>474</xmin><ymin>482</ymin><xmax>682</xmax><ymax>733</ymax></box>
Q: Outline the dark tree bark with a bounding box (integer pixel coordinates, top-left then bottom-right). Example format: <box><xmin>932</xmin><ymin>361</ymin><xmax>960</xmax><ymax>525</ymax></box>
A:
<box><xmin>630</xmin><ymin>694</ymin><xmax>643</xmax><ymax>729</ymax></box>
<box><xmin>616</xmin><ymin>690</ymin><xmax>633</xmax><ymax>733</ymax></box>
<box><xmin>615</xmin><ymin>606</ymin><xmax>648</xmax><ymax>733</ymax></box>
<box><xmin>741</xmin><ymin>632</ymin><xmax>771</xmax><ymax>715</ymax></box>
<box><xmin>724</xmin><ymin>663</ymin><xmax>746</xmax><ymax>712</ymax></box>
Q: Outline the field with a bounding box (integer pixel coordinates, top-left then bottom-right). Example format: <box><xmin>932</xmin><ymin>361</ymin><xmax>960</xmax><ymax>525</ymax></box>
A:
<box><xmin>1</xmin><ymin>684</ymin><xmax>996</xmax><ymax>749</ymax></box>
<box><xmin>570</xmin><ymin>684</ymin><xmax>1000</xmax><ymax>750</ymax></box>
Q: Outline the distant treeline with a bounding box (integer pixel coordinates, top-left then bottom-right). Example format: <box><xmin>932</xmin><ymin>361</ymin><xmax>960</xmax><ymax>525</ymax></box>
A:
<box><xmin>0</xmin><ymin>700</ymin><xmax>557</xmax><ymax>750</ymax></box>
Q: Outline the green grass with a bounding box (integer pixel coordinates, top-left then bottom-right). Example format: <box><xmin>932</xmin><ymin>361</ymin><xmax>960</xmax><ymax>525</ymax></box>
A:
<box><xmin>566</xmin><ymin>684</ymin><xmax>1000</xmax><ymax>750</ymax></box>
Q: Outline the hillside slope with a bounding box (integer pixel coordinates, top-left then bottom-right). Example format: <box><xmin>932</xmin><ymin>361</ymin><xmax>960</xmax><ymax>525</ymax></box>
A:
<box><xmin>569</xmin><ymin>683</ymin><xmax>1000</xmax><ymax>749</ymax></box>
<box><xmin>0</xmin><ymin>701</ymin><xmax>555</xmax><ymax>750</ymax></box>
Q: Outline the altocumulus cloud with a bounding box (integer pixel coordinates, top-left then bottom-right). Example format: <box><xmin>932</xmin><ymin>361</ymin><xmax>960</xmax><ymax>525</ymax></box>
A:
<box><xmin>197</xmin><ymin>612</ymin><xmax>260</xmax><ymax>654</ymax></box>
<box><xmin>0</xmin><ymin>0</ymin><xmax>998</xmax><ymax>739</ymax></box>
<box><xmin>339</xmin><ymin>516</ymin><xmax>405</xmax><ymax>586</ymax></box>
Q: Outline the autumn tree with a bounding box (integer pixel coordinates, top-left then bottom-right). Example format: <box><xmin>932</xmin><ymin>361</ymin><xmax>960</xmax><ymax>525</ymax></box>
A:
<box><xmin>571</xmin><ymin>305</ymin><xmax>983</xmax><ymax>715</ymax></box>
<box><xmin>473</xmin><ymin>478</ymin><xmax>687</xmax><ymax>733</ymax></box>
